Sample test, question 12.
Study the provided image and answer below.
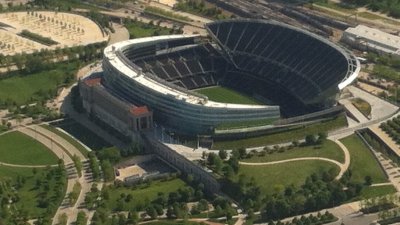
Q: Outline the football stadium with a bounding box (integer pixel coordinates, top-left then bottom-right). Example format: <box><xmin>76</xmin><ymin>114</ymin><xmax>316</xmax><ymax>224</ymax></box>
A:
<box><xmin>80</xmin><ymin>19</ymin><xmax>360</xmax><ymax>137</ymax></box>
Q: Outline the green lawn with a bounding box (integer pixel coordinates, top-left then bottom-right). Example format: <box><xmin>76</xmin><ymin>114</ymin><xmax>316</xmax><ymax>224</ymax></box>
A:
<box><xmin>0</xmin><ymin>63</ymin><xmax>77</xmax><ymax>105</ymax></box>
<box><xmin>0</xmin><ymin>164</ymin><xmax>34</xmax><ymax>179</ymax></box>
<box><xmin>0</xmin><ymin>165</ymin><xmax>66</xmax><ymax>220</ymax></box>
<box><xmin>0</xmin><ymin>131</ymin><xmax>59</xmax><ymax>165</ymax></box>
<box><xmin>50</xmin><ymin>119</ymin><xmax>112</xmax><ymax>151</ymax></box>
<box><xmin>105</xmin><ymin>179</ymin><xmax>187</xmax><ymax>211</ymax></box>
<box><xmin>212</xmin><ymin>115</ymin><xmax>348</xmax><ymax>150</ymax></box>
<box><xmin>357</xmin><ymin>185</ymin><xmax>397</xmax><ymax>200</ymax></box>
<box><xmin>358</xmin><ymin>12</ymin><xmax>400</xmax><ymax>25</ymax></box>
<box><xmin>238</xmin><ymin>161</ymin><xmax>340</xmax><ymax>194</ymax></box>
<box><xmin>125</xmin><ymin>20</ymin><xmax>174</xmax><ymax>39</ymax></box>
<box><xmin>243</xmin><ymin>140</ymin><xmax>345</xmax><ymax>164</ymax></box>
<box><xmin>340</xmin><ymin>134</ymin><xmax>387</xmax><ymax>184</ymax></box>
<box><xmin>196</xmin><ymin>86</ymin><xmax>262</xmax><ymax>105</ymax></box>
<box><xmin>351</xmin><ymin>98</ymin><xmax>371</xmax><ymax>118</ymax></box>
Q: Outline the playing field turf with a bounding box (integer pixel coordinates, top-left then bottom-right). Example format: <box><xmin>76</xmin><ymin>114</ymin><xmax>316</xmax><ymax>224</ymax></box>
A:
<box><xmin>340</xmin><ymin>134</ymin><xmax>387</xmax><ymax>184</ymax></box>
<box><xmin>0</xmin><ymin>131</ymin><xmax>58</xmax><ymax>165</ymax></box>
<box><xmin>195</xmin><ymin>86</ymin><xmax>262</xmax><ymax>105</ymax></box>
<box><xmin>238</xmin><ymin>160</ymin><xmax>340</xmax><ymax>194</ymax></box>
<box><xmin>242</xmin><ymin>140</ymin><xmax>345</xmax><ymax>164</ymax></box>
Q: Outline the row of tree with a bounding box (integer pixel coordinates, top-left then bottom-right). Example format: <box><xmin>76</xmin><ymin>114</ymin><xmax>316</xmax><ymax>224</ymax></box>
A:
<box><xmin>380</xmin><ymin>115</ymin><xmax>400</xmax><ymax>145</ymax></box>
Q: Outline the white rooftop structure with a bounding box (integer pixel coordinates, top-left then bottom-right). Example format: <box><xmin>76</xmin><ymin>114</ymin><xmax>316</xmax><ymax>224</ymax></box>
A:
<box><xmin>343</xmin><ymin>25</ymin><xmax>400</xmax><ymax>56</ymax></box>
<box><xmin>104</xmin><ymin>35</ymin><xmax>273</xmax><ymax>110</ymax></box>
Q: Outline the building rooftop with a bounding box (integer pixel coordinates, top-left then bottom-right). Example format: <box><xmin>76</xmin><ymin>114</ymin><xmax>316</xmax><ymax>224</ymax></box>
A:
<box><xmin>345</xmin><ymin>25</ymin><xmax>400</xmax><ymax>54</ymax></box>
<box><xmin>83</xmin><ymin>77</ymin><xmax>102</xmax><ymax>87</ymax></box>
<box><xmin>104</xmin><ymin>35</ymin><xmax>275</xmax><ymax>110</ymax></box>
<box><xmin>130</xmin><ymin>106</ymin><xmax>150</xmax><ymax>116</ymax></box>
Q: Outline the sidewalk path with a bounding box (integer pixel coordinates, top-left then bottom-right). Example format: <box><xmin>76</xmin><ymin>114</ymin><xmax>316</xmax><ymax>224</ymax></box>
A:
<box><xmin>0</xmin><ymin>161</ymin><xmax>57</xmax><ymax>168</ymax></box>
<box><xmin>240</xmin><ymin>137</ymin><xmax>351</xmax><ymax>180</ymax></box>
<box><xmin>28</xmin><ymin>125</ymin><xmax>86</xmax><ymax>160</ymax></box>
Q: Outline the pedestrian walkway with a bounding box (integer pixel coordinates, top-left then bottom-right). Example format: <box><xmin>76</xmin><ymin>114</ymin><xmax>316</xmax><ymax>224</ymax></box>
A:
<box><xmin>339</xmin><ymin>98</ymin><xmax>369</xmax><ymax>123</ymax></box>
<box><xmin>369</xmin><ymin>124</ymin><xmax>400</xmax><ymax>157</ymax></box>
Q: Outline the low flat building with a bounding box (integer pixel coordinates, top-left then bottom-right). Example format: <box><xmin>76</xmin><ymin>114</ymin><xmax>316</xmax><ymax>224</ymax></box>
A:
<box><xmin>342</xmin><ymin>25</ymin><xmax>400</xmax><ymax>56</ymax></box>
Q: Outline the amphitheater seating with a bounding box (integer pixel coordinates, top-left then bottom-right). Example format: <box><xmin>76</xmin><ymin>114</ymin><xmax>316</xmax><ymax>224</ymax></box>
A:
<box><xmin>120</xmin><ymin>21</ymin><xmax>354</xmax><ymax>114</ymax></box>
<box><xmin>207</xmin><ymin>20</ymin><xmax>350</xmax><ymax>104</ymax></box>
<box><xmin>129</xmin><ymin>43</ymin><xmax>226</xmax><ymax>90</ymax></box>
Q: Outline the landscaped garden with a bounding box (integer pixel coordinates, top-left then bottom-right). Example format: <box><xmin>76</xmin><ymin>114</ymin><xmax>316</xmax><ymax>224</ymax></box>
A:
<box><xmin>0</xmin><ymin>163</ymin><xmax>66</xmax><ymax>224</ymax></box>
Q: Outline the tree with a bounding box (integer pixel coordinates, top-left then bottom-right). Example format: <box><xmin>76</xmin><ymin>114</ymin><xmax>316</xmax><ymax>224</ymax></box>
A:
<box><xmin>146</xmin><ymin>206</ymin><xmax>158</xmax><ymax>219</ymax></box>
<box><xmin>364</xmin><ymin>175</ymin><xmax>372</xmax><ymax>186</ymax></box>
<box><xmin>222</xmin><ymin>165</ymin><xmax>234</xmax><ymax>179</ymax></box>
<box><xmin>218</xmin><ymin>149</ymin><xmax>228</xmax><ymax>160</ymax></box>
<box><xmin>101</xmin><ymin>160</ymin><xmax>114</xmax><ymax>182</ymax></box>
<box><xmin>317</xmin><ymin>132</ymin><xmax>327</xmax><ymax>144</ymax></box>
<box><xmin>98</xmin><ymin>147</ymin><xmax>121</xmax><ymax>163</ymax></box>
<box><xmin>305</xmin><ymin>134</ymin><xmax>317</xmax><ymax>145</ymax></box>
<box><xmin>238</xmin><ymin>147</ymin><xmax>247</xmax><ymax>159</ymax></box>
<box><xmin>198</xmin><ymin>199</ymin><xmax>209</xmax><ymax>211</ymax></box>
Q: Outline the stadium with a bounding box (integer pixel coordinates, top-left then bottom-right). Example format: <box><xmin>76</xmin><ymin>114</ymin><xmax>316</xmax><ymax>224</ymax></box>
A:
<box><xmin>80</xmin><ymin>19</ymin><xmax>360</xmax><ymax>137</ymax></box>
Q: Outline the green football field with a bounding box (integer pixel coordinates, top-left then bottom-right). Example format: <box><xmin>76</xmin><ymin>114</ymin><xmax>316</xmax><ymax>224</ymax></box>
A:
<box><xmin>195</xmin><ymin>86</ymin><xmax>262</xmax><ymax>105</ymax></box>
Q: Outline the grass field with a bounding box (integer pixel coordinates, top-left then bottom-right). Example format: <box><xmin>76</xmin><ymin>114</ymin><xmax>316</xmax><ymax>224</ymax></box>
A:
<box><xmin>125</xmin><ymin>20</ymin><xmax>174</xmax><ymax>39</ymax></box>
<box><xmin>357</xmin><ymin>12</ymin><xmax>400</xmax><ymax>25</ymax></box>
<box><xmin>0</xmin><ymin>164</ymin><xmax>33</xmax><ymax>179</ymax></box>
<box><xmin>0</xmin><ymin>131</ymin><xmax>58</xmax><ymax>165</ymax></box>
<box><xmin>0</xmin><ymin>63</ymin><xmax>77</xmax><ymax>105</ymax></box>
<box><xmin>351</xmin><ymin>98</ymin><xmax>371</xmax><ymax>118</ymax></box>
<box><xmin>243</xmin><ymin>140</ymin><xmax>345</xmax><ymax>164</ymax></box>
<box><xmin>196</xmin><ymin>86</ymin><xmax>262</xmax><ymax>105</ymax></box>
<box><xmin>105</xmin><ymin>179</ymin><xmax>187</xmax><ymax>211</ymax></box>
<box><xmin>341</xmin><ymin>134</ymin><xmax>387</xmax><ymax>184</ymax></box>
<box><xmin>212</xmin><ymin>115</ymin><xmax>347</xmax><ymax>149</ymax></box>
<box><xmin>356</xmin><ymin>185</ymin><xmax>397</xmax><ymax>200</ymax></box>
<box><xmin>50</xmin><ymin>119</ymin><xmax>112</xmax><ymax>151</ymax></box>
<box><xmin>238</xmin><ymin>161</ymin><xmax>340</xmax><ymax>194</ymax></box>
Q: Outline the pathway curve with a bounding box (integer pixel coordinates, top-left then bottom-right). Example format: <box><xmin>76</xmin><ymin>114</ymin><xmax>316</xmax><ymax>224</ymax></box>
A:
<box><xmin>19</xmin><ymin>127</ymin><xmax>74</xmax><ymax>165</ymax></box>
<box><xmin>240</xmin><ymin>138</ymin><xmax>351</xmax><ymax>180</ymax></box>
<box><xmin>331</xmin><ymin>138</ymin><xmax>351</xmax><ymax>180</ymax></box>
<box><xmin>0</xmin><ymin>161</ymin><xmax>57</xmax><ymax>168</ymax></box>
<box><xmin>15</xmin><ymin>125</ymin><xmax>96</xmax><ymax>225</ymax></box>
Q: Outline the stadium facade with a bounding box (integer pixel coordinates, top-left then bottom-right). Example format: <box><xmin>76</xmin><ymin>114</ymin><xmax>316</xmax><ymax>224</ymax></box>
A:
<box><xmin>80</xmin><ymin>19</ymin><xmax>360</xmax><ymax>136</ymax></box>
